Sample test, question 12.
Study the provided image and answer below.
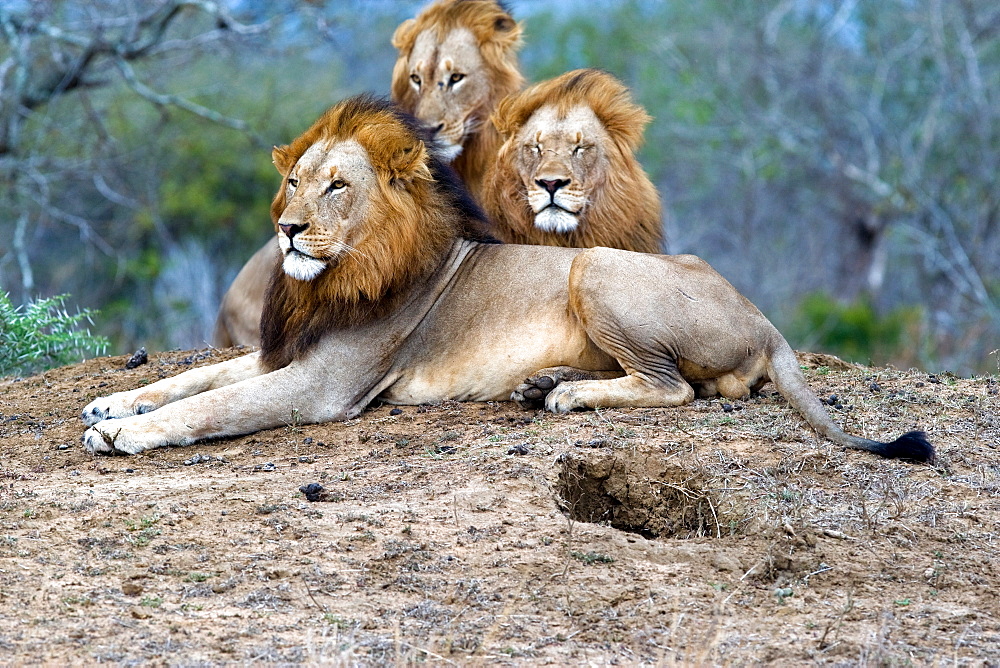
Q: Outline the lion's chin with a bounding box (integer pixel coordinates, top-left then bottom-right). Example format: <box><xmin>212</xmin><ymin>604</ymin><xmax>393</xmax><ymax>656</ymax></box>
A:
<box><xmin>282</xmin><ymin>251</ymin><xmax>327</xmax><ymax>282</ymax></box>
<box><xmin>434</xmin><ymin>142</ymin><xmax>463</xmax><ymax>163</ymax></box>
<box><xmin>533</xmin><ymin>207</ymin><xmax>579</xmax><ymax>234</ymax></box>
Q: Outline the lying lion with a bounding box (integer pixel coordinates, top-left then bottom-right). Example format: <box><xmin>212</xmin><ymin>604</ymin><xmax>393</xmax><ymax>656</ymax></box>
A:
<box><xmin>212</xmin><ymin>0</ymin><xmax>524</xmax><ymax>348</ymax></box>
<box><xmin>82</xmin><ymin>95</ymin><xmax>934</xmax><ymax>464</ymax></box>
<box><xmin>483</xmin><ymin>68</ymin><xmax>664</xmax><ymax>254</ymax></box>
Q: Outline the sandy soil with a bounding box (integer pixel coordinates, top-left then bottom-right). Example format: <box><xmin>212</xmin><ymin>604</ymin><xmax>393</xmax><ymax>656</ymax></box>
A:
<box><xmin>1</xmin><ymin>347</ymin><xmax>998</xmax><ymax>665</ymax></box>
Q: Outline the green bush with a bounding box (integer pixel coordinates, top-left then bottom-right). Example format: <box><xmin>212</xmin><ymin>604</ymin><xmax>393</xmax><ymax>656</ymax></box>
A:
<box><xmin>788</xmin><ymin>292</ymin><xmax>922</xmax><ymax>366</ymax></box>
<box><xmin>0</xmin><ymin>293</ymin><xmax>109</xmax><ymax>377</ymax></box>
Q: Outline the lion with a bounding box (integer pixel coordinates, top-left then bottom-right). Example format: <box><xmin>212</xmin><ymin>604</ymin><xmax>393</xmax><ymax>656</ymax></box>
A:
<box><xmin>391</xmin><ymin>0</ymin><xmax>523</xmax><ymax>203</ymax></box>
<box><xmin>81</xmin><ymin>95</ymin><xmax>934</xmax><ymax>466</ymax></box>
<box><xmin>483</xmin><ymin>69</ymin><xmax>664</xmax><ymax>253</ymax></box>
<box><xmin>212</xmin><ymin>0</ymin><xmax>523</xmax><ymax>348</ymax></box>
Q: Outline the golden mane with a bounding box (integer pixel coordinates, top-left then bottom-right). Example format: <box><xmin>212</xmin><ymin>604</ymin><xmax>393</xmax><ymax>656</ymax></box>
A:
<box><xmin>390</xmin><ymin>0</ymin><xmax>523</xmax><ymax>200</ymax></box>
<box><xmin>484</xmin><ymin>69</ymin><xmax>664</xmax><ymax>253</ymax></box>
<box><xmin>260</xmin><ymin>95</ymin><xmax>493</xmax><ymax>371</ymax></box>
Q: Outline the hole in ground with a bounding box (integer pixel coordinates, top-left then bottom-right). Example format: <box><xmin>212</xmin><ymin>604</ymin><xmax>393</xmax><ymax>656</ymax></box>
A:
<box><xmin>556</xmin><ymin>450</ymin><xmax>743</xmax><ymax>539</ymax></box>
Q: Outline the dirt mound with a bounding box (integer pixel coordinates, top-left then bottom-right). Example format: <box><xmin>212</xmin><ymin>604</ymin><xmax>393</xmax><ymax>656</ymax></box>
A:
<box><xmin>0</xmin><ymin>348</ymin><xmax>997</xmax><ymax>664</ymax></box>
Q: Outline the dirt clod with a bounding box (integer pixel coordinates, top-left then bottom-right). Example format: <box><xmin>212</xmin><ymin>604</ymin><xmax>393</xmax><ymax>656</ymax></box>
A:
<box><xmin>124</xmin><ymin>347</ymin><xmax>148</xmax><ymax>369</ymax></box>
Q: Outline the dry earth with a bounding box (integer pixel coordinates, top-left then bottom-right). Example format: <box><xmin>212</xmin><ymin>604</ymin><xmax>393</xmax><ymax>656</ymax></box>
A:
<box><xmin>1</xmin><ymin>347</ymin><xmax>998</xmax><ymax>665</ymax></box>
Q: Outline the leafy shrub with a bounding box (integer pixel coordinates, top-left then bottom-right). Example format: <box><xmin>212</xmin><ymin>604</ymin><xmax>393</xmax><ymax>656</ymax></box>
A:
<box><xmin>0</xmin><ymin>293</ymin><xmax>109</xmax><ymax>377</ymax></box>
<box><xmin>787</xmin><ymin>292</ymin><xmax>922</xmax><ymax>366</ymax></box>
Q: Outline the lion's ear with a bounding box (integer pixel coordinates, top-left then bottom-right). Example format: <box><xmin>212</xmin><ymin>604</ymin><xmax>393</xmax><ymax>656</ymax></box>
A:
<box><xmin>272</xmin><ymin>145</ymin><xmax>293</xmax><ymax>175</ymax></box>
<box><xmin>391</xmin><ymin>18</ymin><xmax>417</xmax><ymax>50</ymax></box>
<box><xmin>488</xmin><ymin>12</ymin><xmax>522</xmax><ymax>48</ymax></box>
<box><xmin>490</xmin><ymin>92</ymin><xmax>523</xmax><ymax>138</ymax></box>
<box><xmin>363</xmin><ymin>125</ymin><xmax>432</xmax><ymax>183</ymax></box>
<box><xmin>388</xmin><ymin>139</ymin><xmax>432</xmax><ymax>183</ymax></box>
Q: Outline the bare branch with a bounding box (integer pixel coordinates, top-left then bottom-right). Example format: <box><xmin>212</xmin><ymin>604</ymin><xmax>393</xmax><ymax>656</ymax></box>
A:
<box><xmin>112</xmin><ymin>56</ymin><xmax>265</xmax><ymax>145</ymax></box>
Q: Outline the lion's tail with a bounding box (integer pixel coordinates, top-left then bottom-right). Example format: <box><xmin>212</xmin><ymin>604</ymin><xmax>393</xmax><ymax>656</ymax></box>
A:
<box><xmin>766</xmin><ymin>342</ymin><xmax>935</xmax><ymax>463</ymax></box>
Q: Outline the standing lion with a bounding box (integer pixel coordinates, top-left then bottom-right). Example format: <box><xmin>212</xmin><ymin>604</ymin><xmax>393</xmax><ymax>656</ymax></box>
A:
<box><xmin>212</xmin><ymin>0</ymin><xmax>522</xmax><ymax>349</ymax></box>
<box><xmin>483</xmin><ymin>68</ymin><xmax>665</xmax><ymax>254</ymax></box>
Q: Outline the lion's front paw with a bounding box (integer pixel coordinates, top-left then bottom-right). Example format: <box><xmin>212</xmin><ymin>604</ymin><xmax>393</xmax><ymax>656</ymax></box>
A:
<box><xmin>81</xmin><ymin>393</ymin><xmax>155</xmax><ymax>426</ymax></box>
<box><xmin>511</xmin><ymin>373</ymin><xmax>559</xmax><ymax>409</ymax></box>
<box><xmin>82</xmin><ymin>420</ymin><xmax>153</xmax><ymax>456</ymax></box>
<box><xmin>544</xmin><ymin>383</ymin><xmax>585</xmax><ymax>414</ymax></box>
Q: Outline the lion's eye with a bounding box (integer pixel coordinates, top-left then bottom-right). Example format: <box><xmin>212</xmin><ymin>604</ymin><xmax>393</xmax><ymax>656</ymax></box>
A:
<box><xmin>410</xmin><ymin>74</ymin><xmax>421</xmax><ymax>86</ymax></box>
<box><xmin>573</xmin><ymin>146</ymin><xmax>584</xmax><ymax>156</ymax></box>
<box><xmin>449</xmin><ymin>73</ymin><xmax>465</xmax><ymax>85</ymax></box>
<box><xmin>530</xmin><ymin>144</ymin><xmax>541</xmax><ymax>154</ymax></box>
<box><xmin>287</xmin><ymin>177</ymin><xmax>299</xmax><ymax>189</ymax></box>
<box><xmin>329</xmin><ymin>179</ymin><xmax>347</xmax><ymax>192</ymax></box>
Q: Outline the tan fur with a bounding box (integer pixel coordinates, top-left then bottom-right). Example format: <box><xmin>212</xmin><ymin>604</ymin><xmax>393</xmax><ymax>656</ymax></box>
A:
<box><xmin>81</xmin><ymin>96</ymin><xmax>932</xmax><ymax>464</ymax></box>
<box><xmin>391</xmin><ymin>0</ymin><xmax>523</xmax><ymax>202</ymax></box>
<box><xmin>483</xmin><ymin>69</ymin><xmax>664</xmax><ymax>253</ymax></box>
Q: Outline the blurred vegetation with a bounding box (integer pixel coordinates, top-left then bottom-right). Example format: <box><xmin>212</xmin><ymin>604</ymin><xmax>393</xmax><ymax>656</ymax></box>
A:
<box><xmin>788</xmin><ymin>292</ymin><xmax>923</xmax><ymax>367</ymax></box>
<box><xmin>0</xmin><ymin>293</ymin><xmax>108</xmax><ymax>377</ymax></box>
<box><xmin>0</xmin><ymin>1</ymin><xmax>997</xmax><ymax>374</ymax></box>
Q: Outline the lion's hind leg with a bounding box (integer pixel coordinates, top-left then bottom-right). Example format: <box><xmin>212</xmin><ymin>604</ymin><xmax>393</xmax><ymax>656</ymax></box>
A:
<box><xmin>512</xmin><ymin>366</ymin><xmax>623</xmax><ymax>409</ymax></box>
<box><xmin>545</xmin><ymin>372</ymin><xmax>695</xmax><ymax>413</ymax></box>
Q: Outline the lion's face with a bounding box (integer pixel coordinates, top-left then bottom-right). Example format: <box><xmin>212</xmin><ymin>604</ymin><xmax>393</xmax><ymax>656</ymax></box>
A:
<box><xmin>399</xmin><ymin>26</ymin><xmax>491</xmax><ymax>162</ymax></box>
<box><xmin>514</xmin><ymin>103</ymin><xmax>611</xmax><ymax>234</ymax></box>
<box><xmin>275</xmin><ymin>139</ymin><xmax>377</xmax><ymax>282</ymax></box>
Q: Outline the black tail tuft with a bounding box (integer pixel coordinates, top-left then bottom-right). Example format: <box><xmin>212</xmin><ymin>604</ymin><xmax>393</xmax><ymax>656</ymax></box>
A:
<box><xmin>874</xmin><ymin>430</ymin><xmax>935</xmax><ymax>463</ymax></box>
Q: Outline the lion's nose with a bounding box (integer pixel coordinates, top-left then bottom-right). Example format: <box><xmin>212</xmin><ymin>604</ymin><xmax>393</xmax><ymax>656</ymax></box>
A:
<box><xmin>537</xmin><ymin>178</ymin><xmax>570</xmax><ymax>195</ymax></box>
<box><xmin>279</xmin><ymin>222</ymin><xmax>308</xmax><ymax>239</ymax></box>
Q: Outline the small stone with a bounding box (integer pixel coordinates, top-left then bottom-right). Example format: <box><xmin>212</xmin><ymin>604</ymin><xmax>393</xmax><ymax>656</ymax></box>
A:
<box><xmin>507</xmin><ymin>443</ymin><xmax>530</xmax><ymax>456</ymax></box>
<box><xmin>212</xmin><ymin>580</ymin><xmax>235</xmax><ymax>594</ymax></box>
<box><xmin>389</xmin><ymin>408</ymin><xmax>403</xmax><ymax>416</ymax></box>
<box><xmin>721</xmin><ymin>403</ymin><xmax>734</xmax><ymax>413</ymax></box>
<box><xmin>125</xmin><ymin>468</ymin><xmax>135</xmax><ymax>474</ymax></box>
<box><xmin>254</xmin><ymin>462</ymin><xmax>276</xmax><ymax>472</ymax></box>
<box><xmin>57</xmin><ymin>443</ymin><xmax>70</xmax><ymax>451</ymax></box>
<box><xmin>924</xmin><ymin>567</ymin><xmax>936</xmax><ymax>579</ymax></box>
<box><xmin>869</xmin><ymin>382</ymin><xmax>881</xmax><ymax>392</ymax></box>
<box><xmin>130</xmin><ymin>607</ymin><xmax>152</xmax><ymax>619</ymax></box>
<box><xmin>435</xmin><ymin>444</ymin><xmax>457</xmax><ymax>455</ymax></box>
<box><xmin>303</xmin><ymin>437</ymin><xmax>313</xmax><ymax>444</ymax></box>
<box><xmin>70</xmin><ymin>470</ymin><xmax>81</xmax><ymax>476</ymax></box>
<box><xmin>826</xmin><ymin>394</ymin><xmax>838</xmax><ymax>405</ymax></box>
<box><xmin>298</xmin><ymin>456</ymin><xmax>314</xmax><ymax>464</ymax></box>
<box><xmin>300</xmin><ymin>483</ymin><xmax>327</xmax><ymax>502</ymax></box>
<box><xmin>585</xmin><ymin>438</ymin><xmax>609</xmax><ymax>448</ymax></box>
<box><xmin>122</xmin><ymin>582</ymin><xmax>143</xmax><ymax>597</ymax></box>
